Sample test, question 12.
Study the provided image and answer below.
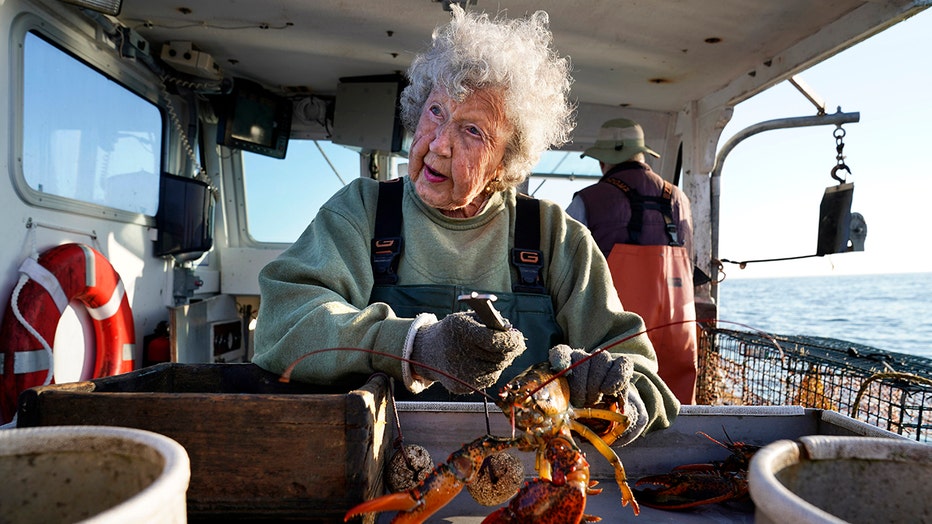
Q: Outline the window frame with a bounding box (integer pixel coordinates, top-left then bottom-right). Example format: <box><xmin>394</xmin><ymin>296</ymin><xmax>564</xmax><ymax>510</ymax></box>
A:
<box><xmin>10</xmin><ymin>13</ymin><xmax>165</xmax><ymax>226</ymax></box>
<box><xmin>224</xmin><ymin>136</ymin><xmax>370</xmax><ymax>249</ymax></box>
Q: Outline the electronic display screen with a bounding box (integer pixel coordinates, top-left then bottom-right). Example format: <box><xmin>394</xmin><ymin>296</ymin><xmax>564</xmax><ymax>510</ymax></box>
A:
<box><xmin>217</xmin><ymin>78</ymin><xmax>292</xmax><ymax>158</ymax></box>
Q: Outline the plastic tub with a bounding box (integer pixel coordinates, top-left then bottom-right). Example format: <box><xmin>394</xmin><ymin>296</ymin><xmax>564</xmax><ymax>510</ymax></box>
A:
<box><xmin>749</xmin><ymin>435</ymin><xmax>932</xmax><ymax>523</ymax></box>
<box><xmin>0</xmin><ymin>425</ymin><xmax>190</xmax><ymax>523</ymax></box>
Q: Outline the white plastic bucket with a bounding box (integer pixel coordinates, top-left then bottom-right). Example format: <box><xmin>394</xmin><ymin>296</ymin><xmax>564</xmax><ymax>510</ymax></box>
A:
<box><xmin>749</xmin><ymin>435</ymin><xmax>932</xmax><ymax>523</ymax></box>
<box><xmin>0</xmin><ymin>425</ymin><xmax>190</xmax><ymax>523</ymax></box>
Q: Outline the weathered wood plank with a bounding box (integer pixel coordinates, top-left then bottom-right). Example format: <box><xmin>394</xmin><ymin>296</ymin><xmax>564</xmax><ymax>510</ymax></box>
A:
<box><xmin>16</xmin><ymin>363</ymin><xmax>391</xmax><ymax>522</ymax></box>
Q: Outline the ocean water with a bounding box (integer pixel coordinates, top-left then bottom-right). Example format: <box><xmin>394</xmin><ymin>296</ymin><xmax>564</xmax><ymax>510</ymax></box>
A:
<box><xmin>716</xmin><ymin>272</ymin><xmax>932</xmax><ymax>358</ymax></box>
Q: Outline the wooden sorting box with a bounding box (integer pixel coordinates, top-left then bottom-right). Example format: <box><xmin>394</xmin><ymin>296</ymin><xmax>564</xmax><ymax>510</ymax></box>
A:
<box><xmin>16</xmin><ymin>363</ymin><xmax>392</xmax><ymax>523</ymax></box>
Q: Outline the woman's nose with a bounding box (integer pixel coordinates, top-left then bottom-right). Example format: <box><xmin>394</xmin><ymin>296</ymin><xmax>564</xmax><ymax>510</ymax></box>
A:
<box><xmin>429</xmin><ymin>123</ymin><xmax>452</xmax><ymax>156</ymax></box>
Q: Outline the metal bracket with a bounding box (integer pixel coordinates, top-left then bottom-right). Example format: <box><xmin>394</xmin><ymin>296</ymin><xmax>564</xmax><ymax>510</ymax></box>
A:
<box><xmin>457</xmin><ymin>292</ymin><xmax>511</xmax><ymax>331</ymax></box>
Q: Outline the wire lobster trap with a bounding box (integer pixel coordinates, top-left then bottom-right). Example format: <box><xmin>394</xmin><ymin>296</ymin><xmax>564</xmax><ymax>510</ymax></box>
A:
<box><xmin>696</xmin><ymin>325</ymin><xmax>932</xmax><ymax>442</ymax></box>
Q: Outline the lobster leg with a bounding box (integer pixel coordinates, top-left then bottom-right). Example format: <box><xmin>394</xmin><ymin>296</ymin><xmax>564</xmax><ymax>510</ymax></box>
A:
<box><xmin>571</xmin><ymin>420</ymin><xmax>640</xmax><ymax>516</ymax></box>
<box><xmin>573</xmin><ymin>406</ymin><xmax>630</xmax><ymax>446</ymax></box>
<box><xmin>344</xmin><ymin>435</ymin><xmax>519</xmax><ymax>524</ymax></box>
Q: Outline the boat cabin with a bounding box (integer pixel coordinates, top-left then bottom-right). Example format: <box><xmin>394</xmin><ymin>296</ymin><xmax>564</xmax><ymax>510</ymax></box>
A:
<box><xmin>2</xmin><ymin>0</ymin><xmax>924</xmax><ymax>381</ymax></box>
<box><xmin>1</xmin><ymin>0</ymin><xmax>928</xmax><ymax>415</ymax></box>
<box><xmin>2</xmin><ymin>0</ymin><xmax>930</xmax><ymax>521</ymax></box>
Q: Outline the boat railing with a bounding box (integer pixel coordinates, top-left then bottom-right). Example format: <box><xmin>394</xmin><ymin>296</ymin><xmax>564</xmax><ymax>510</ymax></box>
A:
<box><xmin>697</xmin><ymin>325</ymin><xmax>932</xmax><ymax>442</ymax></box>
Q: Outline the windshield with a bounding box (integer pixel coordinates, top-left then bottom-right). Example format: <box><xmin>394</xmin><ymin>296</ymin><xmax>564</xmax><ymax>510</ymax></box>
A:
<box><xmin>242</xmin><ymin>145</ymin><xmax>603</xmax><ymax>243</ymax></box>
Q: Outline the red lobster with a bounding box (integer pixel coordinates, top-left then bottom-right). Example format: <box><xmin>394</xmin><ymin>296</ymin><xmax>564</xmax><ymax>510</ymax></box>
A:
<box><xmin>632</xmin><ymin>431</ymin><xmax>759</xmax><ymax>510</ymax></box>
<box><xmin>342</xmin><ymin>361</ymin><xmax>640</xmax><ymax>523</ymax></box>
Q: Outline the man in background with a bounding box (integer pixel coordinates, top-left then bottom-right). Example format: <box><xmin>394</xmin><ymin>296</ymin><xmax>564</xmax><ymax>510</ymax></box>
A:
<box><xmin>568</xmin><ymin>118</ymin><xmax>698</xmax><ymax>404</ymax></box>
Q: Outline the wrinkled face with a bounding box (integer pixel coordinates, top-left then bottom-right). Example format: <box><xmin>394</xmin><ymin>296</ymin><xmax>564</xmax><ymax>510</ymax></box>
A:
<box><xmin>408</xmin><ymin>86</ymin><xmax>513</xmax><ymax>218</ymax></box>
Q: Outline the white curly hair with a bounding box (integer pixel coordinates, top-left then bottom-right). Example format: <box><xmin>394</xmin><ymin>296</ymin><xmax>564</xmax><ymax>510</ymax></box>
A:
<box><xmin>399</xmin><ymin>6</ymin><xmax>576</xmax><ymax>189</ymax></box>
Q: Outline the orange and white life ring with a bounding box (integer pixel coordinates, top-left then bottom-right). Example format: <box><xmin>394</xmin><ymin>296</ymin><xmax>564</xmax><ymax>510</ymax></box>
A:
<box><xmin>0</xmin><ymin>243</ymin><xmax>135</xmax><ymax>423</ymax></box>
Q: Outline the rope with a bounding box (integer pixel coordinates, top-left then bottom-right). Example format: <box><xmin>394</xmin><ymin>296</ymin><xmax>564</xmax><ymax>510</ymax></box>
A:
<box><xmin>10</xmin><ymin>273</ymin><xmax>54</xmax><ymax>387</ymax></box>
<box><xmin>9</xmin><ymin>227</ymin><xmax>55</xmax><ymax>391</ymax></box>
<box><xmin>719</xmin><ymin>254</ymin><xmax>822</xmax><ymax>268</ymax></box>
<box><xmin>852</xmin><ymin>371</ymin><xmax>932</xmax><ymax>419</ymax></box>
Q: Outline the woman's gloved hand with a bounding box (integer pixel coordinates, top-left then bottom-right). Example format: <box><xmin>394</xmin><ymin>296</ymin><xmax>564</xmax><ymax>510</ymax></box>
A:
<box><xmin>549</xmin><ymin>344</ymin><xmax>647</xmax><ymax>445</ymax></box>
<box><xmin>411</xmin><ymin>311</ymin><xmax>527</xmax><ymax>394</ymax></box>
<box><xmin>548</xmin><ymin>344</ymin><xmax>634</xmax><ymax>406</ymax></box>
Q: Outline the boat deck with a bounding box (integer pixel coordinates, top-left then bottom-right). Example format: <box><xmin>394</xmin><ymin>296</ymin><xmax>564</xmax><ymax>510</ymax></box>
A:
<box><xmin>383</xmin><ymin>404</ymin><xmax>900</xmax><ymax>523</ymax></box>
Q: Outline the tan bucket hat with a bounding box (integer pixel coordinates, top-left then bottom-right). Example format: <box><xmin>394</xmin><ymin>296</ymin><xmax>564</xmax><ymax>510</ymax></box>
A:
<box><xmin>581</xmin><ymin>118</ymin><xmax>660</xmax><ymax>164</ymax></box>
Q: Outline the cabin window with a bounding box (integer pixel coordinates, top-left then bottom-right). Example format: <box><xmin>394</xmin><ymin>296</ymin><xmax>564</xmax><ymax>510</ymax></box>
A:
<box><xmin>21</xmin><ymin>32</ymin><xmax>162</xmax><ymax>216</ymax></box>
<box><xmin>526</xmin><ymin>150</ymin><xmax>601</xmax><ymax>207</ymax></box>
<box><xmin>242</xmin><ymin>140</ymin><xmax>361</xmax><ymax>243</ymax></box>
<box><xmin>241</xmin><ymin>146</ymin><xmax>585</xmax><ymax>243</ymax></box>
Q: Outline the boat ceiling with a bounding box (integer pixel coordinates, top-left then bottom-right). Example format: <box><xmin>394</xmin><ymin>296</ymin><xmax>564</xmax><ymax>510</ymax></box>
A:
<box><xmin>118</xmin><ymin>0</ymin><xmax>925</xmax><ymax>136</ymax></box>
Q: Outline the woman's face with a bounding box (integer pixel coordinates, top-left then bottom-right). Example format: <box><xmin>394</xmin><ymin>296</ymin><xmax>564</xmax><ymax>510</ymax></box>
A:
<box><xmin>408</xmin><ymin>87</ymin><xmax>512</xmax><ymax>218</ymax></box>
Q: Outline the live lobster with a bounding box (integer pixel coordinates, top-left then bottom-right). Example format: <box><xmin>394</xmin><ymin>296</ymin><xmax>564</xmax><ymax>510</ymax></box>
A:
<box><xmin>341</xmin><ymin>360</ymin><xmax>639</xmax><ymax>523</ymax></box>
<box><xmin>632</xmin><ymin>431</ymin><xmax>759</xmax><ymax>510</ymax></box>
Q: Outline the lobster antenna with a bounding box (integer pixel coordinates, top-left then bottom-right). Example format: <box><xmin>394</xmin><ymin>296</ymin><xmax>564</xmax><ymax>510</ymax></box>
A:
<box><xmin>278</xmin><ymin>346</ymin><xmax>496</xmax><ymax>401</ymax></box>
<box><xmin>524</xmin><ymin>317</ymin><xmax>787</xmax><ymax>400</ymax></box>
<box><xmin>482</xmin><ymin>396</ymin><xmax>493</xmax><ymax>435</ymax></box>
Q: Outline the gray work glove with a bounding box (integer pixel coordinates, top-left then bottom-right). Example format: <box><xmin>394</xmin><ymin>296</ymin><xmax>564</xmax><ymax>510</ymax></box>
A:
<box><xmin>411</xmin><ymin>311</ymin><xmax>527</xmax><ymax>394</ymax></box>
<box><xmin>549</xmin><ymin>344</ymin><xmax>647</xmax><ymax>446</ymax></box>
<box><xmin>548</xmin><ymin>344</ymin><xmax>634</xmax><ymax>406</ymax></box>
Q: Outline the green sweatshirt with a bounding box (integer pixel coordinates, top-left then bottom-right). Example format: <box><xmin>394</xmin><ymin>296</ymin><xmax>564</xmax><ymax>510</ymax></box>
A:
<box><xmin>253</xmin><ymin>176</ymin><xmax>679</xmax><ymax>432</ymax></box>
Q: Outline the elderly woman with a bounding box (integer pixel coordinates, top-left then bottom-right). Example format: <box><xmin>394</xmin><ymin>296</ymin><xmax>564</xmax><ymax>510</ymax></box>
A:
<box><xmin>253</xmin><ymin>7</ymin><xmax>679</xmax><ymax>442</ymax></box>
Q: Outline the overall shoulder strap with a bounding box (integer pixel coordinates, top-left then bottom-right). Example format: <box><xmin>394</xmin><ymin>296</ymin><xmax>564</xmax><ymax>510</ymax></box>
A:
<box><xmin>371</xmin><ymin>184</ymin><xmax>548</xmax><ymax>292</ymax></box>
<box><xmin>651</xmin><ymin>181</ymin><xmax>680</xmax><ymax>246</ymax></box>
<box><xmin>371</xmin><ymin>179</ymin><xmax>404</xmax><ymax>284</ymax></box>
<box><xmin>512</xmin><ymin>194</ymin><xmax>547</xmax><ymax>294</ymax></box>
<box><xmin>601</xmin><ymin>176</ymin><xmax>681</xmax><ymax>246</ymax></box>
<box><xmin>601</xmin><ymin>176</ymin><xmax>646</xmax><ymax>245</ymax></box>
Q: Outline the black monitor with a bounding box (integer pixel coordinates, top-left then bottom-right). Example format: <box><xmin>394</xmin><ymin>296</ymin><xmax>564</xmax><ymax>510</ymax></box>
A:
<box><xmin>217</xmin><ymin>78</ymin><xmax>292</xmax><ymax>159</ymax></box>
<box><xmin>154</xmin><ymin>172</ymin><xmax>214</xmax><ymax>260</ymax></box>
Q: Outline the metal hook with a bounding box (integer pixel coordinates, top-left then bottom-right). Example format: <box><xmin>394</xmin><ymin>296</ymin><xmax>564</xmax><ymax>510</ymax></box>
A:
<box><xmin>831</xmin><ymin>121</ymin><xmax>851</xmax><ymax>184</ymax></box>
<box><xmin>831</xmin><ymin>164</ymin><xmax>851</xmax><ymax>184</ymax></box>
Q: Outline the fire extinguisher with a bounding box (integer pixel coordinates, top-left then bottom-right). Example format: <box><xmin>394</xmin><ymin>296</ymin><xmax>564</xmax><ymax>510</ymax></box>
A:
<box><xmin>143</xmin><ymin>321</ymin><xmax>171</xmax><ymax>367</ymax></box>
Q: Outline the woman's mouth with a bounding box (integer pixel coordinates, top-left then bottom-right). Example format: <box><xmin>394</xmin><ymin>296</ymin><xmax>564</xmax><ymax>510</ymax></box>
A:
<box><xmin>423</xmin><ymin>165</ymin><xmax>448</xmax><ymax>183</ymax></box>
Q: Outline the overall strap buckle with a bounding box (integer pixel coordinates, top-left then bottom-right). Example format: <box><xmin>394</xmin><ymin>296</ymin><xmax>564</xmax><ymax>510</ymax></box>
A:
<box><xmin>371</xmin><ymin>237</ymin><xmax>403</xmax><ymax>285</ymax></box>
<box><xmin>511</xmin><ymin>248</ymin><xmax>546</xmax><ymax>294</ymax></box>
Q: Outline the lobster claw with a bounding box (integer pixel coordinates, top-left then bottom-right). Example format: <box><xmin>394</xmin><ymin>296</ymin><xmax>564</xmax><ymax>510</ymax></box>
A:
<box><xmin>633</xmin><ymin>467</ymin><xmax>748</xmax><ymax>510</ymax></box>
<box><xmin>345</xmin><ymin>435</ymin><xmax>518</xmax><ymax>523</ymax></box>
<box><xmin>344</xmin><ymin>460</ymin><xmax>472</xmax><ymax>523</ymax></box>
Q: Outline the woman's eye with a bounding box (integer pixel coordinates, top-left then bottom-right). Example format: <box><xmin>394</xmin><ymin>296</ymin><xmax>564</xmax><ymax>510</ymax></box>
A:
<box><xmin>429</xmin><ymin>105</ymin><xmax>443</xmax><ymax>117</ymax></box>
<box><xmin>465</xmin><ymin>125</ymin><xmax>482</xmax><ymax>137</ymax></box>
